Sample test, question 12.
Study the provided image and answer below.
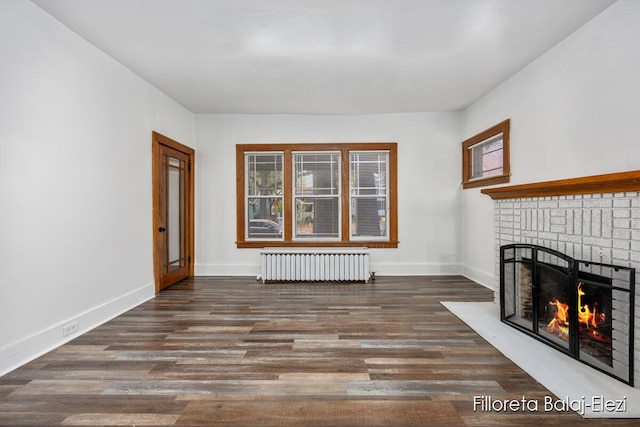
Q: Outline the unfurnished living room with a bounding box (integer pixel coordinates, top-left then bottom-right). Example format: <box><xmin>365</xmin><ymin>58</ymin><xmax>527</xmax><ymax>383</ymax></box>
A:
<box><xmin>2</xmin><ymin>0</ymin><xmax>640</xmax><ymax>426</ymax></box>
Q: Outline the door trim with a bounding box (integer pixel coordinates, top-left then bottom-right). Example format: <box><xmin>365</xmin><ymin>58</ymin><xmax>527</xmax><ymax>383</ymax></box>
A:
<box><xmin>152</xmin><ymin>131</ymin><xmax>195</xmax><ymax>294</ymax></box>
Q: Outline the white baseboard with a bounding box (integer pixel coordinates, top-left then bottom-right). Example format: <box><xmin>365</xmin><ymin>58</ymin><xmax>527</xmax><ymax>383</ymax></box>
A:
<box><xmin>462</xmin><ymin>264</ymin><xmax>495</xmax><ymax>291</ymax></box>
<box><xmin>370</xmin><ymin>263</ymin><xmax>462</xmax><ymax>276</ymax></box>
<box><xmin>0</xmin><ymin>282</ymin><xmax>154</xmax><ymax>377</ymax></box>
<box><xmin>195</xmin><ymin>262</ymin><xmax>463</xmax><ymax>277</ymax></box>
<box><xmin>195</xmin><ymin>263</ymin><xmax>261</xmax><ymax>276</ymax></box>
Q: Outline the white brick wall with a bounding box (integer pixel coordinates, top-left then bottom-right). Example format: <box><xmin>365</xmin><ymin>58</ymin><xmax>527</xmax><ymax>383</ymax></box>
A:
<box><xmin>495</xmin><ymin>191</ymin><xmax>640</xmax><ymax>388</ymax></box>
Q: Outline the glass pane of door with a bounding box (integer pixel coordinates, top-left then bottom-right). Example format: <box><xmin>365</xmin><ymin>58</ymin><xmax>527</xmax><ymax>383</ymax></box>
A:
<box><xmin>163</xmin><ymin>155</ymin><xmax>186</xmax><ymax>273</ymax></box>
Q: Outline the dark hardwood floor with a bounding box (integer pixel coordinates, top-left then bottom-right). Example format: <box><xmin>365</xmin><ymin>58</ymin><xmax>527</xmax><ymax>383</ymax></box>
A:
<box><xmin>1</xmin><ymin>276</ymin><xmax>637</xmax><ymax>426</ymax></box>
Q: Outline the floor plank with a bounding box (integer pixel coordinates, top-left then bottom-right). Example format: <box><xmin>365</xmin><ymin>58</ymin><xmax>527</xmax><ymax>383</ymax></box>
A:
<box><xmin>1</xmin><ymin>276</ymin><xmax>638</xmax><ymax>425</ymax></box>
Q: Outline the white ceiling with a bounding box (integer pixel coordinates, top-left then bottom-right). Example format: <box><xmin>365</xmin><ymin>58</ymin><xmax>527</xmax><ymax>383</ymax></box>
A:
<box><xmin>31</xmin><ymin>0</ymin><xmax>616</xmax><ymax>114</ymax></box>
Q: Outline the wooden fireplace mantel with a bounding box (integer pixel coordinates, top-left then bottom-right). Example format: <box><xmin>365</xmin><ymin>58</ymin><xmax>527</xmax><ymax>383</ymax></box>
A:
<box><xmin>481</xmin><ymin>170</ymin><xmax>640</xmax><ymax>200</ymax></box>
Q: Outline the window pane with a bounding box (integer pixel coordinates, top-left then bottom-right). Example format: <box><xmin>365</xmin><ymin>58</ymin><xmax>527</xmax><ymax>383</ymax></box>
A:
<box><xmin>350</xmin><ymin>152</ymin><xmax>388</xmax><ymax>239</ymax></box>
<box><xmin>470</xmin><ymin>134</ymin><xmax>503</xmax><ymax>179</ymax></box>
<box><xmin>295</xmin><ymin>197</ymin><xmax>339</xmax><ymax>239</ymax></box>
<box><xmin>350</xmin><ymin>152</ymin><xmax>387</xmax><ymax>196</ymax></box>
<box><xmin>247</xmin><ymin>153</ymin><xmax>283</xmax><ymax>196</ymax></box>
<box><xmin>246</xmin><ymin>153</ymin><xmax>283</xmax><ymax>240</ymax></box>
<box><xmin>294</xmin><ymin>153</ymin><xmax>340</xmax><ymax>196</ymax></box>
<box><xmin>351</xmin><ymin>198</ymin><xmax>387</xmax><ymax>237</ymax></box>
<box><xmin>293</xmin><ymin>152</ymin><xmax>341</xmax><ymax>239</ymax></box>
<box><xmin>247</xmin><ymin>197</ymin><xmax>283</xmax><ymax>239</ymax></box>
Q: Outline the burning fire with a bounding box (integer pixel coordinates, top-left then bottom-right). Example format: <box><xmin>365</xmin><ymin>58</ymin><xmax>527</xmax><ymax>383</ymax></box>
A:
<box><xmin>545</xmin><ymin>282</ymin><xmax>611</xmax><ymax>343</ymax></box>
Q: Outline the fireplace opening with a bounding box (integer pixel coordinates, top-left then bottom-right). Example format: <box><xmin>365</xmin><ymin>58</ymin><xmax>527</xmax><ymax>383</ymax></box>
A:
<box><xmin>500</xmin><ymin>244</ymin><xmax>635</xmax><ymax>385</ymax></box>
<box><xmin>543</xmin><ymin>271</ymin><xmax>613</xmax><ymax>366</ymax></box>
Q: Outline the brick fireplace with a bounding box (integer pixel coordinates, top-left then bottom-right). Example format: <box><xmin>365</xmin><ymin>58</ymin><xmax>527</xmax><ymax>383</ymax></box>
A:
<box><xmin>482</xmin><ymin>170</ymin><xmax>640</xmax><ymax>389</ymax></box>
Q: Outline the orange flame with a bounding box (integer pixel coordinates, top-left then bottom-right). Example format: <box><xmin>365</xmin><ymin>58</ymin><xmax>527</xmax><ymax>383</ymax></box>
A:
<box><xmin>545</xmin><ymin>282</ymin><xmax>610</xmax><ymax>343</ymax></box>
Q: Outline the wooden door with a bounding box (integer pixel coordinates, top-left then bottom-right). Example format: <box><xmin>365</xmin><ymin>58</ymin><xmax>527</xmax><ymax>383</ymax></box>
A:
<box><xmin>152</xmin><ymin>132</ymin><xmax>194</xmax><ymax>293</ymax></box>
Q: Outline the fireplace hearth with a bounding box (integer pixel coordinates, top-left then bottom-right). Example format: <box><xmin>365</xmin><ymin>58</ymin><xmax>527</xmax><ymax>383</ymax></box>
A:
<box><xmin>501</xmin><ymin>244</ymin><xmax>635</xmax><ymax>385</ymax></box>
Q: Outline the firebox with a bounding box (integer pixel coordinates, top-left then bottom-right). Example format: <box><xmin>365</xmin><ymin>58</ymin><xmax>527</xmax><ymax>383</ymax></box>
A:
<box><xmin>500</xmin><ymin>244</ymin><xmax>635</xmax><ymax>385</ymax></box>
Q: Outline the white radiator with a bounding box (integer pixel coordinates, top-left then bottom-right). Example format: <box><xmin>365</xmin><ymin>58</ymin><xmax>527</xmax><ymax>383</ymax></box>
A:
<box><xmin>260</xmin><ymin>248</ymin><xmax>370</xmax><ymax>283</ymax></box>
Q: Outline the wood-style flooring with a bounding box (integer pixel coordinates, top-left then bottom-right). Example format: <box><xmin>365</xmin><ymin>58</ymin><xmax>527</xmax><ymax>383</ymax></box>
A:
<box><xmin>0</xmin><ymin>276</ymin><xmax>638</xmax><ymax>426</ymax></box>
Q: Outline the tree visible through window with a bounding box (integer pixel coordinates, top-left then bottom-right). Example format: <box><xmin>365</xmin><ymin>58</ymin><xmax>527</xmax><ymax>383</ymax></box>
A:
<box><xmin>246</xmin><ymin>153</ymin><xmax>283</xmax><ymax>239</ymax></box>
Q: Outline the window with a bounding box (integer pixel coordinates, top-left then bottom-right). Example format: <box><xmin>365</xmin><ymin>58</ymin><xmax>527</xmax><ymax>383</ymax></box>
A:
<box><xmin>350</xmin><ymin>151</ymin><xmax>388</xmax><ymax>240</ymax></box>
<box><xmin>294</xmin><ymin>152</ymin><xmax>341</xmax><ymax>239</ymax></box>
<box><xmin>246</xmin><ymin>153</ymin><xmax>283</xmax><ymax>240</ymax></box>
<box><xmin>236</xmin><ymin>143</ymin><xmax>398</xmax><ymax>248</ymax></box>
<box><xmin>462</xmin><ymin>119</ymin><xmax>510</xmax><ymax>189</ymax></box>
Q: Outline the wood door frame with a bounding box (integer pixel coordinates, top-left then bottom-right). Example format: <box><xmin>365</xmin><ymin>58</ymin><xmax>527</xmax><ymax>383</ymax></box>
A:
<box><xmin>152</xmin><ymin>131</ymin><xmax>195</xmax><ymax>294</ymax></box>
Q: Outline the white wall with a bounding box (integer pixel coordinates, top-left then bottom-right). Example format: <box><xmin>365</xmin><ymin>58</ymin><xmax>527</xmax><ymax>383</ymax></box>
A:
<box><xmin>461</xmin><ymin>0</ymin><xmax>640</xmax><ymax>291</ymax></box>
<box><xmin>194</xmin><ymin>113</ymin><xmax>462</xmax><ymax>277</ymax></box>
<box><xmin>0</xmin><ymin>0</ymin><xmax>194</xmax><ymax>375</ymax></box>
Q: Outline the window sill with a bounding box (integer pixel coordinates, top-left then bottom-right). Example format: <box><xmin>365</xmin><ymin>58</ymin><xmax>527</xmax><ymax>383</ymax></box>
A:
<box><xmin>462</xmin><ymin>174</ymin><xmax>510</xmax><ymax>189</ymax></box>
<box><xmin>237</xmin><ymin>241</ymin><xmax>399</xmax><ymax>249</ymax></box>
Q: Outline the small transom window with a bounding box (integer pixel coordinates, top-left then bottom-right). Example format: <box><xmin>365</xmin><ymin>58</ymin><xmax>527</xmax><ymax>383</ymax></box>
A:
<box><xmin>462</xmin><ymin>119</ymin><xmax>510</xmax><ymax>189</ymax></box>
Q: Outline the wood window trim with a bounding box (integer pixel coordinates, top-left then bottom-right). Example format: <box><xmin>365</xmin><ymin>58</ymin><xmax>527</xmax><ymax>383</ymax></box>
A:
<box><xmin>462</xmin><ymin>119</ymin><xmax>510</xmax><ymax>189</ymax></box>
<box><xmin>236</xmin><ymin>142</ymin><xmax>398</xmax><ymax>248</ymax></box>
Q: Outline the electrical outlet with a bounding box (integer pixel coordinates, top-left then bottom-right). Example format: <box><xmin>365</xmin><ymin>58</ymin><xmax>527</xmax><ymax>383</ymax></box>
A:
<box><xmin>62</xmin><ymin>321</ymin><xmax>78</xmax><ymax>337</ymax></box>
